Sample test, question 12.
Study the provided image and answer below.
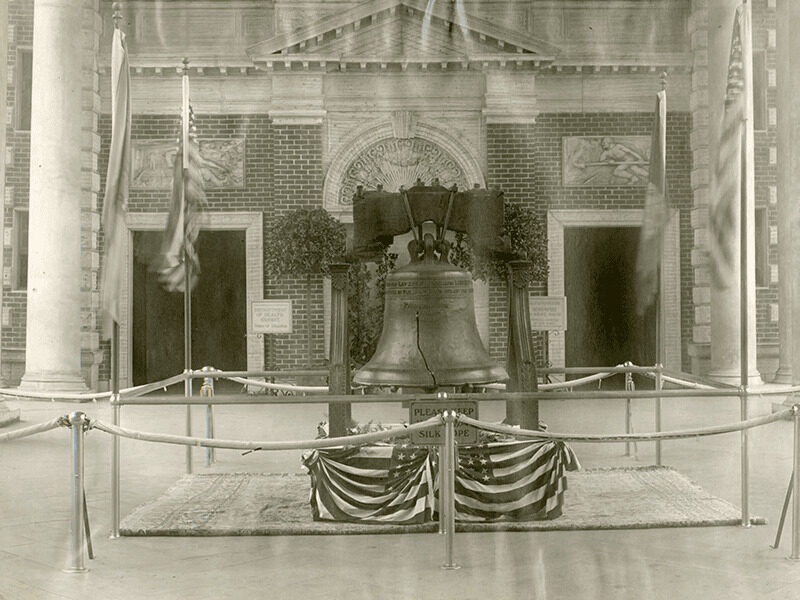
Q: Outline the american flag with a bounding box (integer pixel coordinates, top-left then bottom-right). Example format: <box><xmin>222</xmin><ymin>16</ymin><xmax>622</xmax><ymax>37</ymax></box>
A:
<box><xmin>303</xmin><ymin>440</ymin><xmax>579</xmax><ymax>524</ymax></box>
<box><xmin>303</xmin><ymin>443</ymin><xmax>435</xmax><ymax>524</ymax></box>
<box><xmin>709</xmin><ymin>5</ymin><xmax>747</xmax><ymax>287</ymax></box>
<box><xmin>99</xmin><ymin>26</ymin><xmax>131</xmax><ymax>337</ymax></box>
<box><xmin>635</xmin><ymin>88</ymin><xmax>667</xmax><ymax>316</ymax></box>
<box><xmin>157</xmin><ymin>105</ymin><xmax>206</xmax><ymax>292</ymax></box>
<box><xmin>455</xmin><ymin>440</ymin><xmax>579</xmax><ymax>522</ymax></box>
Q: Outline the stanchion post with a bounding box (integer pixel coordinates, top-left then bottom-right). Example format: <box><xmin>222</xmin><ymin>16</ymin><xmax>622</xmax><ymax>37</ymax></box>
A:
<box><xmin>111</xmin><ymin>398</ymin><xmax>120</xmax><ymax>539</ymax></box>
<box><xmin>64</xmin><ymin>412</ymin><xmax>88</xmax><ymax>573</ymax></box>
<box><xmin>655</xmin><ymin>363</ymin><xmax>663</xmax><ymax>466</ymax></box>
<box><xmin>438</xmin><ymin>392</ymin><xmax>446</xmax><ymax>535</ymax></box>
<box><xmin>624</xmin><ymin>366</ymin><xmax>632</xmax><ymax>457</ymax></box>
<box><xmin>441</xmin><ymin>410</ymin><xmax>459</xmax><ymax>570</ymax></box>
<box><xmin>740</xmin><ymin>385</ymin><xmax>750</xmax><ymax>527</ymax></box>
<box><xmin>201</xmin><ymin>367</ymin><xmax>215</xmax><ymax>466</ymax></box>
<box><xmin>185</xmin><ymin>369</ymin><xmax>192</xmax><ymax>474</ymax></box>
<box><xmin>791</xmin><ymin>404</ymin><xmax>800</xmax><ymax>559</ymax></box>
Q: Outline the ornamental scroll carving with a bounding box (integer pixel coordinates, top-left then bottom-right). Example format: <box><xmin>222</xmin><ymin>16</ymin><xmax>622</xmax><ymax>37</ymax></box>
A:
<box><xmin>338</xmin><ymin>137</ymin><xmax>470</xmax><ymax>207</ymax></box>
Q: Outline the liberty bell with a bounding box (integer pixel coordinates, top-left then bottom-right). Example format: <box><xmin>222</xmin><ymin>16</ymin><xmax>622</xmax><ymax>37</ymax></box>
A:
<box><xmin>353</xmin><ymin>231</ymin><xmax>508</xmax><ymax>389</ymax></box>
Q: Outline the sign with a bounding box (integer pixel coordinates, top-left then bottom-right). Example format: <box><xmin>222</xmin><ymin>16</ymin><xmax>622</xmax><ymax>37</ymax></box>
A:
<box><xmin>251</xmin><ymin>300</ymin><xmax>293</xmax><ymax>334</ymax></box>
<box><xmin>529</xmin><ymin>296</ymin><xmax>567</xmax><ymax>331</ymax></box>
<box><xmin>409</xmin><ymin>400</ymin><xmax>478</xmax><ymax>445</ymax></box>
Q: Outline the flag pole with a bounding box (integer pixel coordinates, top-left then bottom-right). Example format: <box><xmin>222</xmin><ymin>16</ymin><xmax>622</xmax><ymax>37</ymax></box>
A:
<box><xmin>739</xmin><ymin>0</ymin><xmax>753</xmax><ymax>527</ymax></box>
<box><xmin>181</xmin><ymin>58</ymin><xmax>193</xmax><ymax>475</ymax></box>
<box><xmin>109</xmin><ymin>2</ymin><xmax>125</xmax><ymax>538</ymax></box>
<box><xmin>654</xmin><ymin>72</ymin><xmax>667</xmax><ymax>466</ymax></box>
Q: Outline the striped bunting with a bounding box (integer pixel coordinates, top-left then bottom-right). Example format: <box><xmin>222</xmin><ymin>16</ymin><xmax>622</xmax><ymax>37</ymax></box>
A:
<box><xmin>709</xmin><ymin>5</ymin><xmax>746</xmax><ymax>287</ymax></box>
<box><xmin>302</xmin><ymin>440</ymin><xmax>579</xmax><ymax>524</ymax></box>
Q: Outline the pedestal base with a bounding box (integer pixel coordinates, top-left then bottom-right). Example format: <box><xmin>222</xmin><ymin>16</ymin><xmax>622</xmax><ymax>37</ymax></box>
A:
<box><xmin>707</xmin><ymin>368</ymin><xmax>763</xmax><ymax>387</ymax></box>
<box><xmin>18</xmin><ymin>371</ymin><xmax>88</xmax><ymax>393</ymax></box>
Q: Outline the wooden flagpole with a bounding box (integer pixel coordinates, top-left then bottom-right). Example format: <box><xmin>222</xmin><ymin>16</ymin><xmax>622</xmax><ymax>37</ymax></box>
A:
<box><xmin>110</xmin><ymin>2</ymin><xmax>123</xmax><ymax>538</ymax></box>
<box><xmin>654</xmin><ymin>73</ymin><xmax>667</xmax><ymax>466</ymax></box>
<box><xmin>181</xmin><ymin>58</ymin><xmax>193</xmax><ymax>475</ymax></box>
<box><xmin>739</xmin><ymin>0</ymin><xmax>753</xmax><ymax>527</ymax></box>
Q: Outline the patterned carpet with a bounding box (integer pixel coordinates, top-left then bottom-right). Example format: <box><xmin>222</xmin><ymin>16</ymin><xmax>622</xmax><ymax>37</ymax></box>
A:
<box><xmin>119</xmin><ymin>466</ymin><xmax>764</xmax><ymax>536</ymax></box>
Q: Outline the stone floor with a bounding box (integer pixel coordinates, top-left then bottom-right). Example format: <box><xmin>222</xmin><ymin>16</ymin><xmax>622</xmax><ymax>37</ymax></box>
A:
<box><xmin>2</xmin><ymin>387</ymin><xmax>800</xmax><ymax>599</ymax></box>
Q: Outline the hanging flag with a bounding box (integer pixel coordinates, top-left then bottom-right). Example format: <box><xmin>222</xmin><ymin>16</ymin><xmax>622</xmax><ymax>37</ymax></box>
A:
<box><xmin>709</xmin><ymin>5</ymin><xmax>747</xmax><ymax>287</ymax></box>
<box><xmin>635</xmin><ymin>88</ymin><xmax>668</xmax><ymax>316</ymax></box>
<box><xmin>100</xmin><ymin>26</ymin><xmax>132</xmax><ymax>338</ymax></box>
<box><xmin>157</xmin><ymin>105</ymin><xmax>206</xmax><ymax>292</ymax></box>
<box><xmin>302</xmin><ymin>439</ymin><xmax>579</xmax><ymax>524</ymax></box>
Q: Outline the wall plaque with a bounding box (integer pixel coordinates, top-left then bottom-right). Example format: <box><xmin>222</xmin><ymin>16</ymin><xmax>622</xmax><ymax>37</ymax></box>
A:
<box><xmin>529</xmin><ymin>296</ymin><xmax>567</xmax><ymax>331</ymax></box>
<box><xmin>562</xmin><ymin>136</ymin><xmax>650</xmax><ymax>187</ymax></box>
<box><xmin>251</xmin><ymin>300</ymin><xmax>293</xmax><ymax>334</ymax></box>
<box><xmin>132</xmin><ymin>138</ymin><xmax>245</xmax><ymax>190</ymax></box>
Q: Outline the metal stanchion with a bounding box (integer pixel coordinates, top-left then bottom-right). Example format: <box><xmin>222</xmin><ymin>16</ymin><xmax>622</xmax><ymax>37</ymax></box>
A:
<box><xmin>437</xmin><ymin>392</ymin><xmax>446</xmax><ymax>535</ymax></box>
<box><xmin>438</xmin><ymin>446</ymin><xmax>446</xmax><ymax>535</ymax></box>
<box><xmin>64</xmin><ymin>412</ymin><xmax>88</xmax><ymax>573</ymax></box>
<box><xmin>441</xmin><ymin>410</ymin><xmax>459</xmax><ymax>570</ymax></box>
<box><xmin>741</xmin><ymin>386</ymin><xmax>750</xmax><ymax>528</ymax></box>
<box><xmin>185</xmin><ymin>370</ymin><xmax>192</xmax><ymax>474</ymax></box>
<box><xmin>201</xmin><ymin>367</ymin><xmax>215</xmax><ymax>466</ymax></box>
<box><xmin>791</xmin><ymin>405</ymin><xmax>800</xmax><ymax>560</ymax></box>
<box><xmin>655</xmin><ymin>364</ymin><xmax>663</xmax><ymax>466</ymax></box>
<box><xmin>624</xmin><ymin>369</ymin><xmax>633</xmax><ymax>457</ymax></box>
<box><xmin>111</xmin><ymin>398</ymin><xmax>120</xmax><ymax>539</ymax></box>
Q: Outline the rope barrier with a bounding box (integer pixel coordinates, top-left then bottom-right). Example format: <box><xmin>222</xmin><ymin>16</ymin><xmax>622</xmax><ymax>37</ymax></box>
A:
<box><xmin>225</xmin><ymin>376</ymin><xmax>329</xmax><ymax>394</ymax></box>
<box><xmin>0</xmin><ymin>416</ymin><xmax>68</xmax><ymax>442</ymax></box>
<box><xmin>480</xmin><ymin>370</ymin><xmax>617</xmax><ymax>392</ymax></box>
<box><xmin>457</xmin><ymin>409</ymin><xmax>794</xmax><ymax>443</ymax></box>
<box><xmin>0</xmin><ymin>373</ymin><xmax>188</xmax><ymax>402</ymax></box>
<box><xmin>89</xmin><ymin>415</ymin><xmax>444</xmax><ymax>452</ymax></box>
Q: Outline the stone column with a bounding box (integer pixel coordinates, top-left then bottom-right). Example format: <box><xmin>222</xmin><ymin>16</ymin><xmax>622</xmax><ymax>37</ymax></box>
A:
<box><xmin>707</xmin><ymin>0</ymin><xmax>761</xmax><ymax>385</ymax></box>
<box><xmin>0</xmin><ymin>0</ymin><xmax>18</xmax><ymax>425</ymax></box>
<box><xmin>19</xmin><ymin>0</ymin><xmax>87</xmax><ymax>391</ymax></box>
<box><xmin>777</xmin><ymin>1</ymin><xmax>800</xmax><ymax>384</ymax></box>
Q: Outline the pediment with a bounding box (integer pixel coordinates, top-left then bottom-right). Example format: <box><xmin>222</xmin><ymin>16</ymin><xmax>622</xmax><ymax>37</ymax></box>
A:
<box><xmin>247</xmin><ymin>0</ymin><xmax>559</xmax><ymax>68</ymax></box>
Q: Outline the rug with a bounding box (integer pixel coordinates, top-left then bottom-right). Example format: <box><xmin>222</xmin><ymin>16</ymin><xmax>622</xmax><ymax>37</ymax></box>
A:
<box><xmin>119</xmin><ymin>467</ymin><xmax>765</xmax><ymax>536</ymax></box>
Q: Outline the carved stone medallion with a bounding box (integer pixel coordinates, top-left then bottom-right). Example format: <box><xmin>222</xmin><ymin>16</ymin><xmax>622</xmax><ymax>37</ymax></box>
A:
<box><xmin>339</xmin><ymin>137</ymin><xmax>469</xmax><ymax>207</ymax></box>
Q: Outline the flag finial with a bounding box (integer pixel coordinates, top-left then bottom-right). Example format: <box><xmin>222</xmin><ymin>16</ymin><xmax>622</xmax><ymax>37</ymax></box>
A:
<box><xmin>660</xmin><ymin>71</ymin><xmax>668</xmax><ymax>91</ymax></box>
<box><xmin>112</xmin><ymin>2</ymin><xmax>122</xmax><ymax>29</ymax></box>
<box><xmin>182</xmin><ymin>57</ymin><xmax>190</xmax><ymax>76</ymax></box>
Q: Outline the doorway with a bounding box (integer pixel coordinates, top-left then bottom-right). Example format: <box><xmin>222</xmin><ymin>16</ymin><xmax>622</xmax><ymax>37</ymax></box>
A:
<box><xmin>563</xmin><ymin>226</ymin><xmax>656</xmax><ymax>387</ymax></box>
<box><xmin>131</xmin><ymin>230</ymin><xmax>247</xmax><ymax>385</ymax></box>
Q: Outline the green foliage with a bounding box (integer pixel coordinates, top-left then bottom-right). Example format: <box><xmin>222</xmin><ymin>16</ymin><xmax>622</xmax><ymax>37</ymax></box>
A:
<box><xmin>348</xmin><ymin>247</ymin><xmax>397</xmax><ymax>367</ymax></box>
<box><xmin>451</xmin><ymin>202</ymin><xmax>548</xmax><ymax>285</ymax></box>
<box><xmin>263</xmin><ymin>207</ymin><xmax>347</xmax><ymax>278</ymax></box>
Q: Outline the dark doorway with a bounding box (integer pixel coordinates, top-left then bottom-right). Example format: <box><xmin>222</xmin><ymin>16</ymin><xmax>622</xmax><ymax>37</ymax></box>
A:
<box><xmin>132</xmin><ymin>230</ymin><xmax>247</xmax><ymax>385</ymax></box>
<box><xmin>564</xmin><ymin>226</ymin><xmax>656</xmax><ymax>388</ymax></box>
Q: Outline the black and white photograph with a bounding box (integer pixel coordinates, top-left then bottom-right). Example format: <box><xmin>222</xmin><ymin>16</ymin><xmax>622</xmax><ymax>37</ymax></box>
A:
<box><xmin>2</xmin><ymin>0</ymin><xmax>800</xmax><ymax>598</ymax></box>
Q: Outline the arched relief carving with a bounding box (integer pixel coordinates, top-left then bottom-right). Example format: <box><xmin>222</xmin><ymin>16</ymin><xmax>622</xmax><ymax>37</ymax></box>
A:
<box><xmin>323</xmin><ymin>119</ymin><xmax>485</xmax><ymax>222</ymax></box>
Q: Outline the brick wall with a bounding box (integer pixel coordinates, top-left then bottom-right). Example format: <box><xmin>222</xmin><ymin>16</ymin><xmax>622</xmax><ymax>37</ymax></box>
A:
<box><xmin>752</xmin><ymin>0</ymin><xmax>779</xmax><ymax>351</ymax></box>
<box><xmin>487</xmin><ymin>113</ymin><xmax>695</xmax><ymax>371</ymax></box>
<box><xmin>97</xmin><ymin>113</ymin><xmax>275</xmax><ymax>380</ymax></box>
<box><xmin>268</xmin><ymin>123</ymin><xmax>326</xmax><ymax>370</ymax></box>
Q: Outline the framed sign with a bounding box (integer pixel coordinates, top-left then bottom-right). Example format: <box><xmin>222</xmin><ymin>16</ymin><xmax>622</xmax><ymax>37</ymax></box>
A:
<box><xmin>529</xmin><ymin>296</ymin><xmax>567</xmax><ymax>331</ymax></box>
<box><xmin>251</xmin><ymin>300</ymin><xmax>293</xmax><ymax>334</ymax></box>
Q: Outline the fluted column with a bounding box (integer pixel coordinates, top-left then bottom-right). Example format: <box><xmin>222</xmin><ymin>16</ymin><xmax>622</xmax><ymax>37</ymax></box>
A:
<box><xmin>708</xmin><ymin>0</ymin><xmax>760</xmax><ymax>385</ymax></box>
<box><xmin>328</xmin><ymin>263</ymin><xmax>351</xmax><ymax>437</ymax></box>
<box><xmin>19</xmin><ymin>0</ymin><xmax>87</xmax><ymax>391</ymax></box>
<box><xmin>777</xmin><ymin>1</ymin><xmax>800</xmax><ymax>384</ymax></box>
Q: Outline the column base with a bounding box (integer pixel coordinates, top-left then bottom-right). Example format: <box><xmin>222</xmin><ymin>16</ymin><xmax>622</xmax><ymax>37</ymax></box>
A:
<box><xmin>773</xmin><ymin>365</ymin><xmax>793</xmax><ymax>384</ymax></box>
<box><xmin>18</xmin><ymin>371</ymin><xmax>88</xmax><ymax>393</ymax></box>
<box><xmin>707</xmin><ymin>367</ymin><xmax>763</xmax><ymax>386</ymax></box>
<box><xmin>0</xmin><ymin>401</ymin><xmax>20</xmax><ymax>427</ymax></box>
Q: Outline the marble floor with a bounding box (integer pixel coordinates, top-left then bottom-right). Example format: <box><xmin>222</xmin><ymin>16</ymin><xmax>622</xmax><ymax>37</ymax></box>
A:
<box><xmin>1</xmin><ymin>388</ymin><xmax>800</xmax><ymax>600</ymax></box>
